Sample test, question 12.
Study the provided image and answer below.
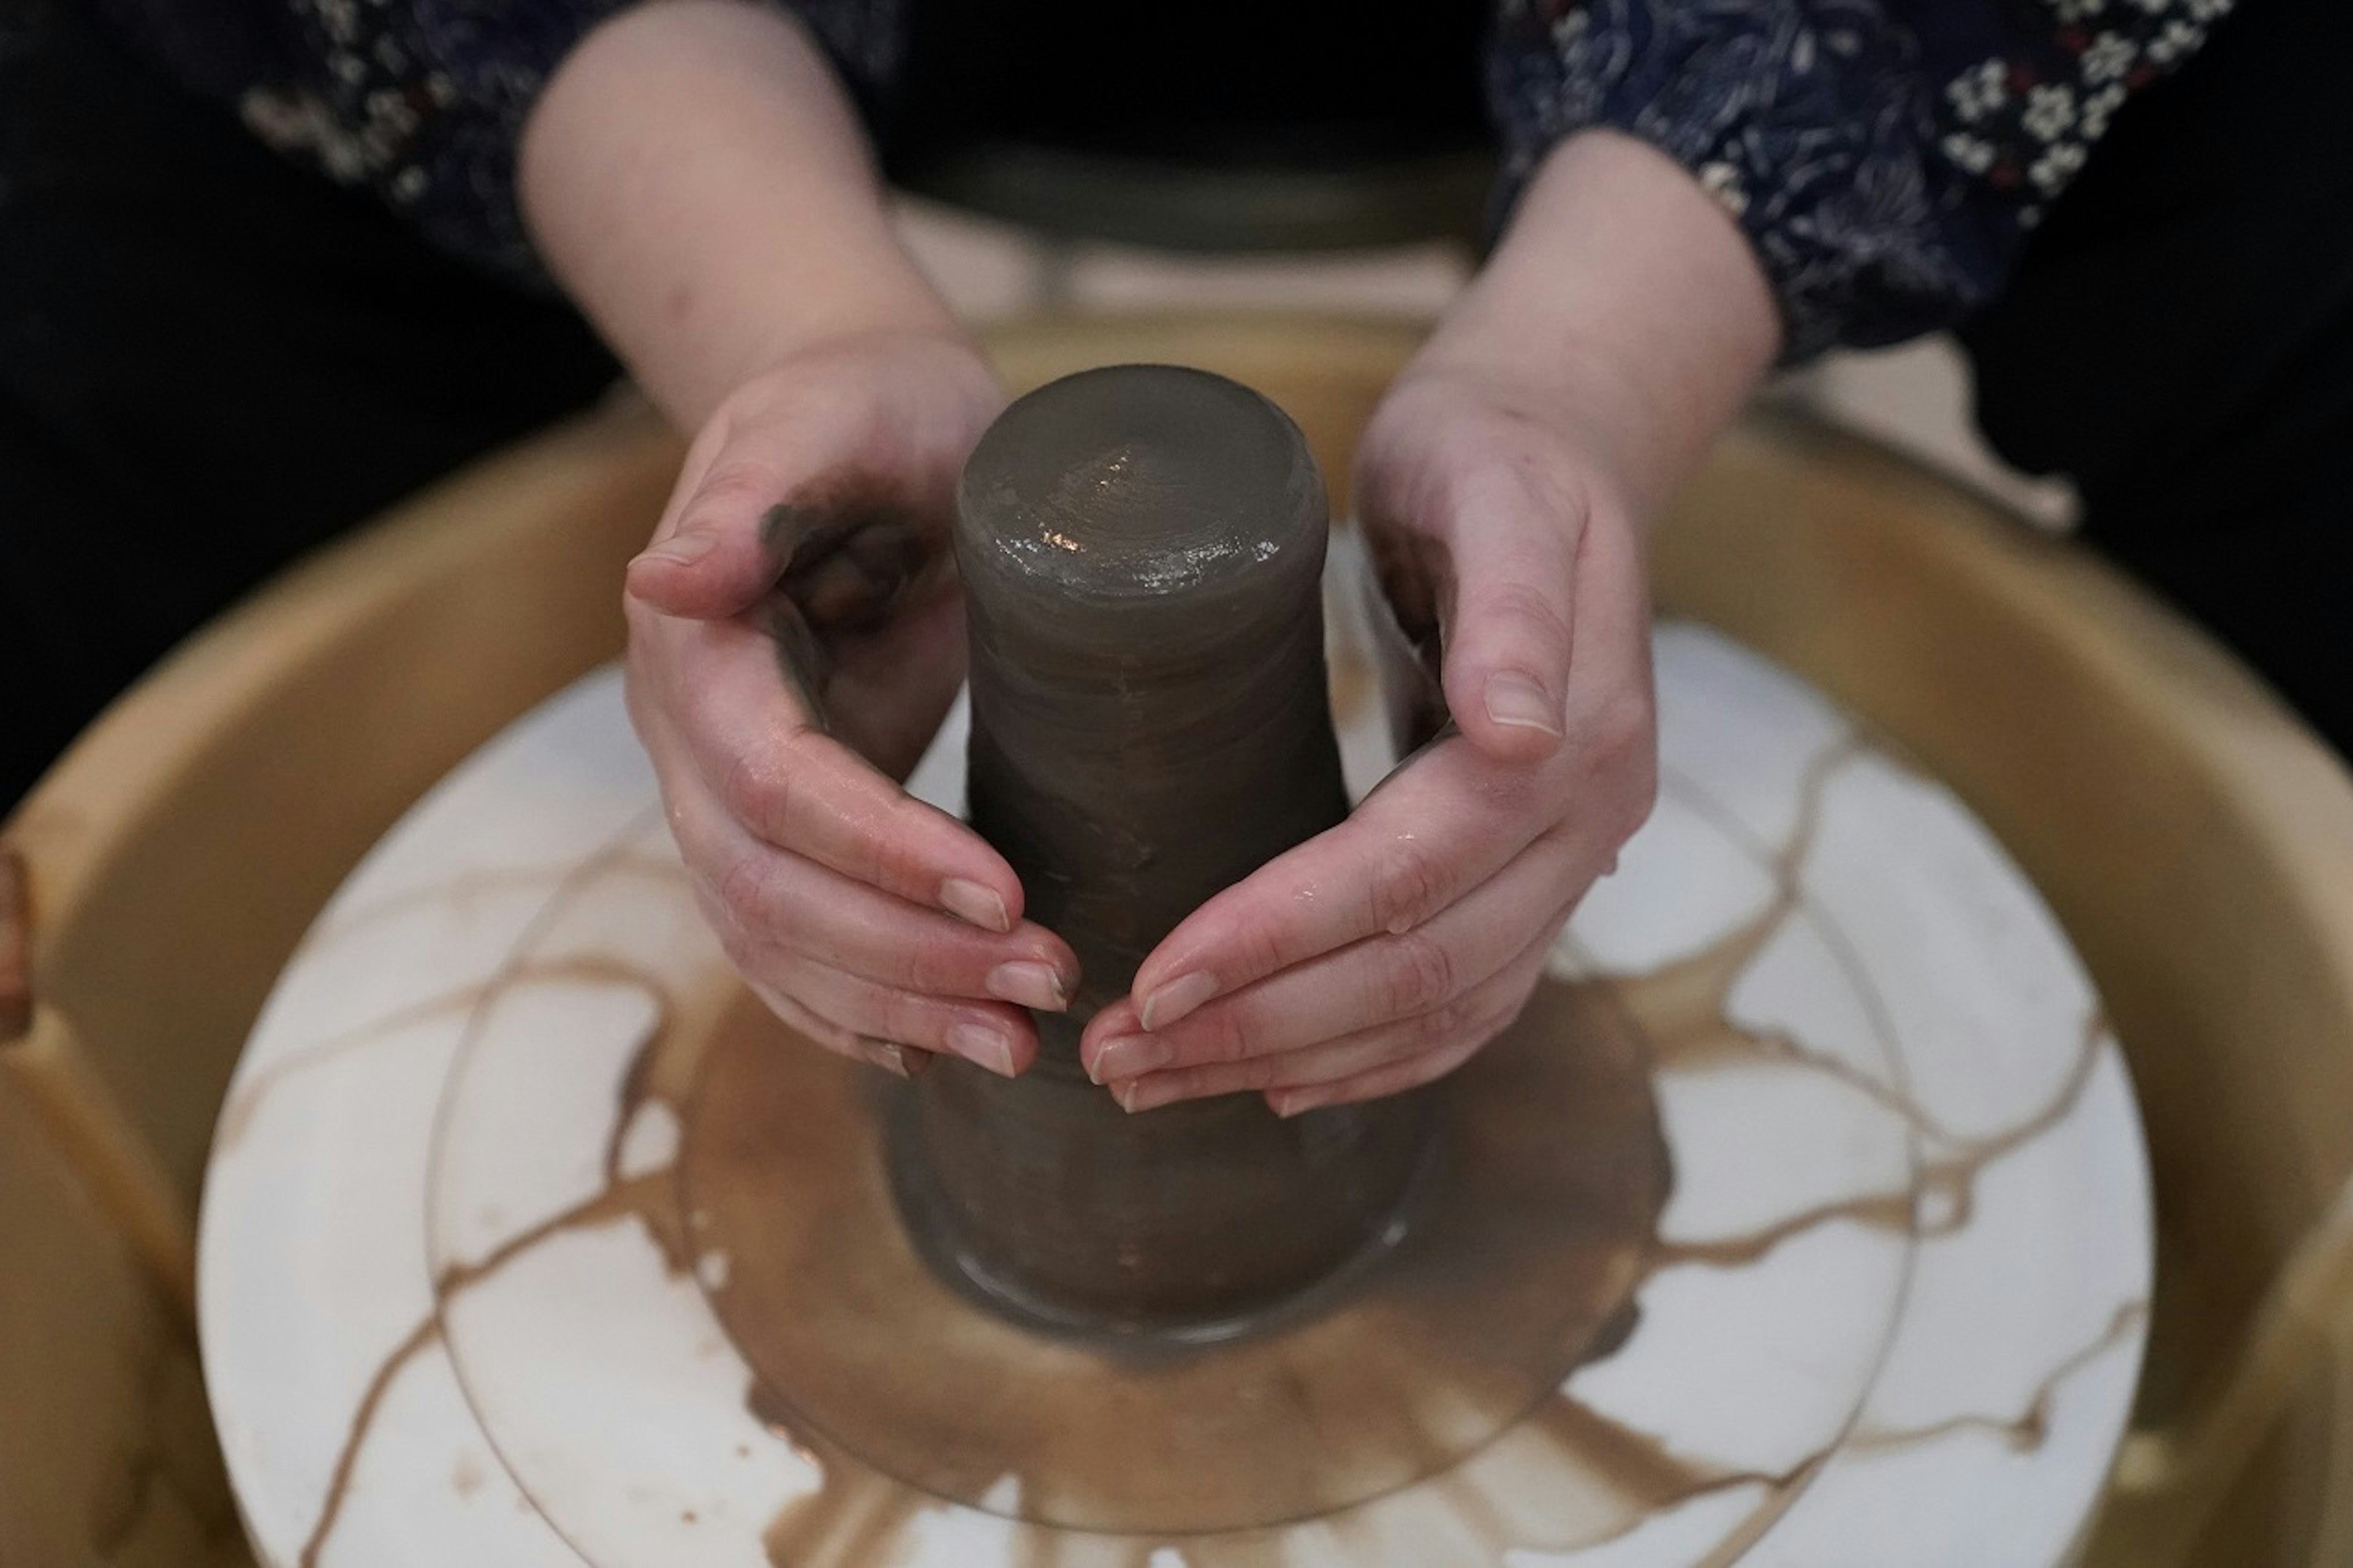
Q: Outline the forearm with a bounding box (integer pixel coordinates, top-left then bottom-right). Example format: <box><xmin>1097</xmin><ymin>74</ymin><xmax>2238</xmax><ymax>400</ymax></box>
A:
<box><xmin>1413</xmin><ymin>131</ymin><xmax>1781</xmax><ymax>520</ymax></box>
<box><xmin>518</xmin><ymin>0</ymin><xmax>957</xmax><ymax>428</ymax></box>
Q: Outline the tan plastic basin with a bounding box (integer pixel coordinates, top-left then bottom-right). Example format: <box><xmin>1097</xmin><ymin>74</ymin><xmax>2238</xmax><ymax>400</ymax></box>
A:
<box><xmin>4</xmin><ymin>314</ymin><xmax>2350</xmax><ymax>1567</ymax></box>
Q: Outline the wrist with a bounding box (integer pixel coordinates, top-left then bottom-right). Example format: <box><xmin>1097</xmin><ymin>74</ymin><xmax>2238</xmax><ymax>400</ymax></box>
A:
<box><xmin>735</xmin><ymin>325</ymin><xmax>1005</xmax><ymax>425</ymax></box>
<box><xmin>1406</xmin><ymin>131</ymin><xmax>1781</xmax><ymax>518</ymax></box>
<box><xmin>521</xmin><ymin>0</ymin><xmax>960</xmax><ymax>428</ymax></box>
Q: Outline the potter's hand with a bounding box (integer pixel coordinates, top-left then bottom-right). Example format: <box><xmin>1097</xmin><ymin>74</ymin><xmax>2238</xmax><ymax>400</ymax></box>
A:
<box><xmin>1080</xmin><ymin>132</ymin><xmax>1782</xmax><ymax>1112</ymax></box>
<box><xmin>625</xmin><ymin>331</ymin><xmax>1076</xmax><ymax>1080</ymax></box>
<box><xmin>1080</xmin><ymin>369</ymin><xmax>1657</xmax><ymax>1113</ymax></box>
<box><xmin>521</xmin><ymin>6</ymin><xmax>1073</xmax><ymax>1075</ymax></box>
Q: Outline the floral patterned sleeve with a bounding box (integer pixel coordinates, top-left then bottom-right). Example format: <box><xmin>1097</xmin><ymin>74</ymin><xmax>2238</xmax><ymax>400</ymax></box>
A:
<box><xmin>232</xmin><ymin>0</ymin><xmax>908</xmax><ymax>284</ymax></box>
<box><xmin>1487</xmin><ymin>0</ymin><xmax>2235</xmax><ymax>361</ymax></box>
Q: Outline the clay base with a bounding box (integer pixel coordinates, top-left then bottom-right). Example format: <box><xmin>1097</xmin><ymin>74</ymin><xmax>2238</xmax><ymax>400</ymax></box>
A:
<box><xmin>682</xmin><ymin>977</ymin><xmax>1669</xmax><ymax>1537</ymax></box>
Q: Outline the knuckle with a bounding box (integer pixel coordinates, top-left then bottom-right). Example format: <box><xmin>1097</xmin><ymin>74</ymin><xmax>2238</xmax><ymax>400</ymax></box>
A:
<box><xmin>717</xmin><ymin>746</ymin><xmax>787</xmax><ymax>832</ymax></box>
<box><xmin>1367</xmin><ymin>837</ymin><xmax>1449</xmax><ymax>936</ymax></box>
<box><xmin>1582</xmin><ymin>691</ymin><xmax>1660</xmax><ymax>839</ymax></box>
<box><xmin>1191</xmin><ymin>1004</ymin><xmax>1255</xmax><ymax>1066</ymax></box>
<box><xmin>844</xmin><ymin>977</ymin><xmax>901</xmax><ymax>1040</ymax></box>
<box><xmin>1481</xmin><ymin>578</ymin><xmax>1575</xmax><ymax>661</ymax></box>
<box><xmin>876</xmin><ymin>988</ymin><xmax>941</xmax><ymax>1050</ymax></box>
<box><xmin>1427</xmin><ymin>993</ymin><xmax>1480</xmax><ymax>1045</ymax></box>
<box><xmin>1227</xmin><ymin>909</ymin><xmax>1293</xmax><ymax>988</ymax></box>
<box><xmin>1380</xmin><ymin>928</ymin><xmax>1458</xmax><ymax>1019</ymax></box>
<box><xmin>1585</xmin><ymin>687</ymin><xmax>1658</xmax><ymax>775</ymax></box>
<box><xmin>892</xmin><ymin>939</ymin><xmax>961</xmax><ymax>998</ymax></box>
<box><xmin>716</xmin><ymin>855</ymin><xmax>771</xmax><ymax>932</ymax></box>
<box><xmin>862</xmin><ymin>800</ymin><xmax>933</xmax><ymax>896</ymax></box>
<box><xmin>685</xmin><ymin>461</ymin><xmax>782</xmax><ymax>532</ymax></box>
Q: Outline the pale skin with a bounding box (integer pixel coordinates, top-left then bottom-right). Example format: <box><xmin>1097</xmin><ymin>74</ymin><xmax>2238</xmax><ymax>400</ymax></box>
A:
<box><xmin>520</xmin><ymin>0</ymin><xmax>1781</xmax><ymax>1107</ymax></box>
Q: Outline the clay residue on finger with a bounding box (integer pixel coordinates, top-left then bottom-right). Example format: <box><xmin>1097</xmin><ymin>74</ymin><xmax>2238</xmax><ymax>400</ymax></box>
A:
<box><xmin>1357</xmin><ymin>521</ymin><xmax>1453</xmax><ymax>753</ymax></box>
<box><xmin>754</xmin><ymin>472</ymin><xmax>960</xmax><ymax>737</ymax></box>
<box><xmin>751</xmin><ymin>597</ymin><xmax>835</xmax><ymax>733</ymax></box>
<box><xmin>760</xmin><ymin>470</ymin><xmax>954</xmax><ymax>635</ymax></box>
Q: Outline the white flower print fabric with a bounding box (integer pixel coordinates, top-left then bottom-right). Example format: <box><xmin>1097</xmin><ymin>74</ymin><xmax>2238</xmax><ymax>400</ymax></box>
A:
<box><xmin>1490</xmin><ymin>0</ymin><xmax>2236</xmax><ymax>358</ymax></box>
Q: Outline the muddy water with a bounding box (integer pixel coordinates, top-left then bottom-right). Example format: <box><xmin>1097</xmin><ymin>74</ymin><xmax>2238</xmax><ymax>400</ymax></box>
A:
<box><xmin>688</xmin><ymin>972</ymin><xmax>1667</xmax><ymax>1537</ymax></box>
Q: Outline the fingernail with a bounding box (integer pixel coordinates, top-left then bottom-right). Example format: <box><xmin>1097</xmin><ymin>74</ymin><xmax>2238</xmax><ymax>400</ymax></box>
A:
<box><xmin>986</xmin><ymin>961</ymin><xmax>1067</xmax><ymax>1012</ymax></box>
<box><xmin>1483</xmin><ymin>671</ymin><xmax>1564</xmax><ymax>737</ymax></box>
<box><xmin>946</xmin><ymin>1023</ymin><xmax>1018</xmax><ymax>1078</ymax></box>
<box><xmin>1140</xmin><ymin>971</ymin><xmax>1218</xmax><ymax>1032</ymax></box>
<box><xmin>1118</xmin><ymin>1075</ymin><xmax>1183</xmax><ymax>1114</ymax></box>
<box><xmin>1090</xmin><ymin>1034</ymin><xmax>1170</xmax><ymax>1085</ymax></box>
<box><xmin>940</xmin><ymin>878</ymin><xmax>1012</xmax><ymax>934</ymax></box>
<box><xmin>1269</xmin><ymin>1089</ymin><xmax>1322</xmax><ymax>1119</ymax></box>
<box><xmin>634</xmin><ymin>531</ymin><xmax>716</xmax><ymax>570</ymax></box>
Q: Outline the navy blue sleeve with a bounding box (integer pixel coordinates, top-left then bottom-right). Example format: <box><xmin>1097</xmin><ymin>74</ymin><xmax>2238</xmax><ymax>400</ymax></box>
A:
<box><xmin>238</xmin><ymin>0</ymin><xmax>908</xmax><ymax>284</ymax></box>
<box><xmin>1488</xmin><ymin>0</ymin><xmax>2235</xmax><ymax>362</ymax></box>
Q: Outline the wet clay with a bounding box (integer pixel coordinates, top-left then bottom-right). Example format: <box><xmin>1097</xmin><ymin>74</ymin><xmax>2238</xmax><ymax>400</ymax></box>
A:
<box><xmin>904</xmin><ymin>366</ymin><xmax>1430</xmax><ymax>1330</ymax></box>
<box><xmin>687</xmin><ymin>974</ymin><xmax>1669</xmax><ymax>1535</ymax></box>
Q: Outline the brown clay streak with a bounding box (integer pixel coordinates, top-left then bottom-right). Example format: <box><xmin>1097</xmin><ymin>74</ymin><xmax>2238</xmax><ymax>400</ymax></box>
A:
<box><xmin>1911</xmin><ymin>1009</ymin><xmax>2111</xmax><ymax>1213</ymax></box>
<box><xmin>1558</xmin><ymin>1335</ymin><xmax>2094</xmax><ymax>1568</ymax></box>
<box><xmin>1528</xmin><ymin>1395</ymin><xmax>1828</xmax><ymax>1561</ymax></box>
<box><xmin>1849</xmin><ymin>1299</ymin><xmax>2150</xmax><ymax>1456</ymax></box>
<box><xmin>1688</xmin><ymin>1452</ymin><xmax>1834</xmax><ymax>1568</ymax></box>
<box><xmin>1653</xmin><ymin>1192</ymin><xmax>1920</xmax><ymax>1270</ymax></box>
<box><xmin>601</xmin><ymin>1009</ymin><xmax>675</xmax><ymax>1191</ymax></box>
<box><xmin>760</xmin><ymin>1462</ymin><xmax>923</xmax><ymax>1568</ymax></box>
<box><xmin>434</xmin><ymin>1170</ymin><xmax>678</xmax><ymax>1297</ymax></box>
<box><xmin>1710</xmin><ymin>1021</ymin><xmax>1950</xmax><ymax>1135</ymax></box>
<box><xmin>216</xmin><ymin>956</ymin><xmax>670</xmax><ymax>1153</ymax></box>
<box><xmin>1623</xmin><ymin>737</ymin><xmax>2095</xmax><ymax>1162</ymax></box>
<box><xmin>1661</xmin><ymin>1297</ymin><xmax>2149</xmax><ymax>1568</ymax></box>
<box><xmin>297</xmin><ymin>1170</ymin><xmax>682</xmax><ymax>1567</ymax></box>
<box><xmin>297</xmin><ymin>1314</ymin><xmax>442</xmax><ymax>1567</ymax></box>
<box><xmin>1616</xmin><ymin>734</ymin><xmax>1864</xmax><ymax>1072</ymax></box>
<box><xmin>1654</xmin><ymin>1009</ymin><xmax>2112</xmax><ymax>1271</ymax></box>
<box><xmin>1617</xmin><ymin>731</ymin><xmax>2121</xmax><ymax>1276</ymax></box>
<box><xmin>295</xmin><ymin>853</ymin><xmax>689</xmax><ymax>957</ymax></box>
<box><xmin>286</xmin><ymin>812</ymin><xmax>705</xmax><ymax>1566</ymax></box>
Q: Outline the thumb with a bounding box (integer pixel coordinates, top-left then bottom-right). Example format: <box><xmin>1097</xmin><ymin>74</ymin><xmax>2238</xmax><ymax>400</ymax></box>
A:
<box><xmin>626</xmin><ymin>466</ymin><xmax>795</xmax><ymax>620</ymax></box>
<box><xmin>1437</xmin><ymin>467</ymin><xmax>1581</xmax><ymax>765</ymax></box>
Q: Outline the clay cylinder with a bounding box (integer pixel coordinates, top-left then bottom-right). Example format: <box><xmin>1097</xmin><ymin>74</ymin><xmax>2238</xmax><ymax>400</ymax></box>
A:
<box><xmin>895</xmin><ymin>365</ymin><xmax>1430</xmax><ymax>1334</ymax></box>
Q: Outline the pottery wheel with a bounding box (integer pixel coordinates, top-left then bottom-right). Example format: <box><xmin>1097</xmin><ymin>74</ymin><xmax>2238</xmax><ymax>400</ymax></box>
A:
<box><xmin>199</xmin><ymin>606</ymin><xmax>2153</xmax><ymax>1566</ymax></box>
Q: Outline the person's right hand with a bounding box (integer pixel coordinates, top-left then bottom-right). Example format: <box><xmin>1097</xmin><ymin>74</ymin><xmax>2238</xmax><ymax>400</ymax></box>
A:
<box><xmin>623</xmin><ymin>329</ymin><xmax>1077</xmax><ymax>1080</ymax></box>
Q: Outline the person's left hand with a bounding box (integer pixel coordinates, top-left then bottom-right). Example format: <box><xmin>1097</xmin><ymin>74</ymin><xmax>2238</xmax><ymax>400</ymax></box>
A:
<box><xmin>1077</xmin><ymin>363</ymin><xmax>1661</xmax><ymax>1115</ymax></box>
